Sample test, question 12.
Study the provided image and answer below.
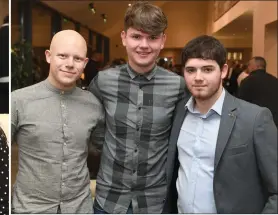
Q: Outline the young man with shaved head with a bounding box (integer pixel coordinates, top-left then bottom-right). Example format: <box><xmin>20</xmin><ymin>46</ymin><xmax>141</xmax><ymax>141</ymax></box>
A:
<box><xmin>11</xmin><ymin>30</ymin><xmax>104</xmax><ymax>214</ymax></box>
<box><xmin>89</xmin><ymin>2</ymin><xmax>186</xmax><ymax>214</ymax></box>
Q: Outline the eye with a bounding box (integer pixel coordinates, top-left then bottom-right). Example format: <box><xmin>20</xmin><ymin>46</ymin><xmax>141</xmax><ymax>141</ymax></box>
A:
<box><xmin>132</xmin><ymin>35</ymin><xmax>141</xmax><ymax>39</ymax></box>
<box><xmin>203</xmin><ymin>68</ymin><xmax>213</xmax><ymax>73</ymax></box>
<box><xmin>149</xmin><ymin>35</ymin><xmax>158</xmax><ymax>40</ymax></box>
<box><xmin>75</xmin><ymin>57</ymin><xmax>82</xmax><ymax>62</ymax></box>
<box><xmin>58</xmin><ymin>54</ymin><xmax>66</xmax><ymax>59</ymax></box>
<box><xmin>185</xmin><ymin>68</ymin><xmax>196</xmax><ymax>73</ymax></box>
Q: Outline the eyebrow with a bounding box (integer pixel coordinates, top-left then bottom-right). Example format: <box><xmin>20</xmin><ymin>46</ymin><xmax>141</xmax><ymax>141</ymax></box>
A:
<box><xmin>185</xmin><ymin>65</ymin><xmax>215</xmax><ymax>69</ymax></box>
<box><xmin>57</xmin><ymin>53</ymin><xmax>85</xmax><ymax>59</ymax></box>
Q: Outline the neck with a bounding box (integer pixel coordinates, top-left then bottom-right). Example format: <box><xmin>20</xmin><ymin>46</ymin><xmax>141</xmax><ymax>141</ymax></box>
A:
<box><xmin>47</xmin><ymin>76</ymin><xmax>76</xmax><ymax>91</ymax></box>
<box><xmin>128</xmin><ymin>61</ymin><xmax>155</xmax><ymax>74</ymax></box>
<box><xmin>194</xmin><ymin>87</ymin><xmax>223</xmax><ymax>114</ymax></box>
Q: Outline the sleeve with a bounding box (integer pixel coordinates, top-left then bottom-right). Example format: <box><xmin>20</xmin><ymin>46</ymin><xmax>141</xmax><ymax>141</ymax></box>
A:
<box><xmin>90</xmin><ymin>104</ymin><xmax>105</xmax><ymax>154</ymax></box>
<box><xmin>88</xmin><ymin>75</ymin><xmax>105</xmax><ymax>153</ymax></box>
<box><xmin>11</xmin><ymin>92</ymin><xmax>18</xmax><ymax>143</ymax></box>
<box><xmin>253</xmin><ymin>108</ymin><xmax>278</xmax><ymax>213</ymax></box>
<box><xmin>88</xmin><ymin>74</ymin><xmax>103</xmax><ymax>102</ymax></box>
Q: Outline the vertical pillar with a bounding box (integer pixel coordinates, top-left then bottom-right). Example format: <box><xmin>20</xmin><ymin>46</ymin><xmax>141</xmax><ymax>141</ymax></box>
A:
<box><xmin>51</xmin><ymin>11</ymin><xmax>61</xmax><ymax>37</ymax></box>
<box><xmin>103</xmin><ymin>37</ymin><xmax>110</xmax><ymax>65</ymax></box>
<box><xmin>19</xmin><ymin>0</ymin><xmax>32</xmax><ymax>43</ymax></box>
<box><xmin>96</xmin><ymin>33</ymin><xmax>103</xmax><ymax>53</ymax></box>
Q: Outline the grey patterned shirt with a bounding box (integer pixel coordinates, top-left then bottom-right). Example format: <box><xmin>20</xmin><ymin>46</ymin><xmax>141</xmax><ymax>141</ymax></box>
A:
<box><xmin>89</xmin><ymin>64</ymin><xmax>186</xmax><ymax>213</ymax></box>
<box><xmin>11</xmin><ymin>79</ymin><xmax>104</xmax><ymax>214</ymax></box>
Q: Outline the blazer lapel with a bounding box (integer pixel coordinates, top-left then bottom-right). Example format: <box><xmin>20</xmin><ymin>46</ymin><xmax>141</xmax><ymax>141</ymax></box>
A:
<box><xmin>214</xmin><ymin>92</ymin><xmax>237</xmax><ymax>170</ymax></box>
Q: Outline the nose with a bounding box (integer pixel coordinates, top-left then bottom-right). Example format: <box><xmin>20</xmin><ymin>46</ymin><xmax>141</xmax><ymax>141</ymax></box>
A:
<box><xmin>194</xmin><ymin>70</ymin><xmax>203</xmax><ymax>81</ymax></box>
<box><xmin>66</xmin><ymin>57</ymin><xmax>74</xmax><ymax>68</ymax></box>
<box><xmin>139</xmin><ymin>38</ymin><xmax>149</xmax><ymax>48</ymax></box>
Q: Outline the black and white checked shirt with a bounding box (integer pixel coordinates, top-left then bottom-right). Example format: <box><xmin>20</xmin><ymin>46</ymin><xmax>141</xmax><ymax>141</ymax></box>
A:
<box><xmin>89</xmin><ymin>64</ymin><xmax>186</xmax><ymax>213</ymax></box>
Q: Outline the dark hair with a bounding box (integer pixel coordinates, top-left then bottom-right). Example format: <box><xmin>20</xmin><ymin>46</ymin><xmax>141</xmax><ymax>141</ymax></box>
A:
<box><xmin>252</xmin><ymin>56</ymin><xmax>266</xmax><ymax>69</ymax></box>
<box><xmin>124</xmin><ymin>1</ymin><xmax>167</xmax><ymax>35</ymax></box>
<box><xmin>3</xmin><ymin>15</ymin><xmax>8</xmax><ymax>24</ymax></box>
<box><xmin>181</xmin><ymin>35</ymin><xmax>227</xmax><ymax>69</ymax></box>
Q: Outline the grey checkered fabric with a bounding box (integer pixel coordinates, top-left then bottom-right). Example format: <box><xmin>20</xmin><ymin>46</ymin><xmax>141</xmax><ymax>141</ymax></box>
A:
<box><xmin>11</xmin><ymin>79</ymin><xmax>104</xmax><ymax>214</ymax></box>
<box><xmin>89</xmin><ymin>64</ymin><xmax>186</xmax><ymax>213</ymax></box>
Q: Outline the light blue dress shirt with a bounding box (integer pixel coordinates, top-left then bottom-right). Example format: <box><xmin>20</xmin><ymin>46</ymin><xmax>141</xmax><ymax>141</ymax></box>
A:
<box><xmin>176</xmin><ymin>89</ymin><xmax>226</xmax><ymax>213</ymax></box>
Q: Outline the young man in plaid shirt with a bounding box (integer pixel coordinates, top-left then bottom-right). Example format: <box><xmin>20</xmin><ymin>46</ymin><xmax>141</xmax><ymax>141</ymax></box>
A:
<box><xmin>89</xmin><ymin>2</ymin><xmax>186</xmax><ymax>213</ymax></box>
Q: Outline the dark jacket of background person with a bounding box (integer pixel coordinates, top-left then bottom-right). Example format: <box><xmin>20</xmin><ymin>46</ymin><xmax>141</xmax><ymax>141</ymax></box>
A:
<box><xmin>83</xmin><ymin>58</ymin><xmax>99</xmax><ymax>87</ymax></box>
<box><xmin>0</xmin><ymin>16</ymin><xmax>8</xmax><ymax>79</ymax></box>
<box><xmin>0</xmin><ymin>16</ymin><xmax>9</xmax><ymax>113</ymax></box>
<box><xmin>238</xmin><ymin>69</ymin><xmax>278</xmax><ymax>127</ymax></box>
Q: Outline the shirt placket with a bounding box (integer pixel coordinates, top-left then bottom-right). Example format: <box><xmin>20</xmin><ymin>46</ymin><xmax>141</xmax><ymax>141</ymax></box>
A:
<box><xmin>189</xmin><ymin>116</ymin><xmax>203</xmax><ymax>212</ymax></box>
<box><xmin>59</xmin><ymin>90</ymin><xmax>69</xmax><ymax>211</ymax></box>
<box><xmin>131</xmin><ymin>80</ymin><xmax>143</xmax><ymax>185</ymax></box>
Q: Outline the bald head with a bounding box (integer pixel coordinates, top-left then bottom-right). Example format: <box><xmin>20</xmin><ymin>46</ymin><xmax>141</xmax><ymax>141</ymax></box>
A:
<box><xmin>50</xmin><ymin>30</ymin><xmax>87</xmax><ymax>56</ymax></box>
<box><xmin>45</xmin><ymin>30</ymin><xmax>89</xmax><ymax>90</ymax></box>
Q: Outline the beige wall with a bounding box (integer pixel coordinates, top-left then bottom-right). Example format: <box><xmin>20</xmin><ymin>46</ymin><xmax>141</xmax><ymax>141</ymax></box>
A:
<box><xmin>0</xmin><ymin>0</ymin><xmax>8</xmax><ymax>25</ymax></box>
<box><xmin>252</xmin><ymin>1</ymin><xmax>277</xmax><ymax>56</ymax></box>
<box><xmin>264</xmin><ymin>21</ymin><xmax>277</xmax><ymax>77</ymax></box>
<box><xmin>210</xmin><ymin>1</ymin><xmax>277</xmax><ymax>75</ymax></box>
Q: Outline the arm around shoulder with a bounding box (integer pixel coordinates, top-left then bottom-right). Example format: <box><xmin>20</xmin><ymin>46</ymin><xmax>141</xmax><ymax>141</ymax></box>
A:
<box><xmin>253</xmin><ymin>108</ymin><xmax>277</xmax><ymax>213</ymax></box>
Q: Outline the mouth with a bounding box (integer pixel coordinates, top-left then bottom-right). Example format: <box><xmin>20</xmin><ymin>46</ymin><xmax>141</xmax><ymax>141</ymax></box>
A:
<box><xmin>137</xmin><ymin>52</ymin><xmax>151</xmax><ymax>57</ymax></box>
<box><xmin>193</xmin><ymin>85</ymin><xmax>206</xmax><ymax>88</ymax></box>
<box><xmin>61</xmin><ymin>70</ymin><xmax>76</xmax><ymax>75</ymax></box>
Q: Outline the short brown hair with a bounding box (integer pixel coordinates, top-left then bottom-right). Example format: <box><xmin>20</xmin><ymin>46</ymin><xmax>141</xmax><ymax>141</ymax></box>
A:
<box><xmin>124</xmin><ymin>1</ymin><xmax>167</xmax><ymax>35</ymax></box>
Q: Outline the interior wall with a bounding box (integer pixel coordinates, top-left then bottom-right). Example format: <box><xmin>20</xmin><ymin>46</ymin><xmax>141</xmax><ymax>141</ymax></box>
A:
<box><xmin>264</xmin><ymin>20</ymin><xmax>277</xmax><ymax>77</ymax></box>
<box><xmin>252</xmin><ymin>1</ymin><xmax>277</xmax><ymax>56</ymax></box>
<box><xmin>0</xmin><ymin>0</ymin><xmax>8</xmax><ymax>25</ymax></box>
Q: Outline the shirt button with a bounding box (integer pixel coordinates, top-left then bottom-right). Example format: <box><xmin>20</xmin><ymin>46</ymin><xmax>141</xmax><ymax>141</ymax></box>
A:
<box><xmin>138</xmin><ymin>107</ymin><xmax>141</xmax><ymax>110</ymax></box>
<box><xmin>136</xmin><ymin>127</ymin><xmax>139</xmax><ymax>131</ymax></box>
<box><xmin>64</xmin><ymin>124</ymin><xmax>66</xmax><ymax>127</ymax></box>
<box><xmin>63</xmin><ymin>162</ymin><xmax>66</xmax><ymax>166</ymax></box>
<box><xmin>64</xmin><ymin>142</ymin><xmax>67</xmax><ymax>146</ymax></box>
<box><xmin>134</xmin><ymin>149</ymin><xmax>138</xmax><ymax>153</ymax></box>
<box><xmin>62</xmin><ymin>182</ymin><xmax>65</xmax><ymax>186</ymax></box>
<box><xmin>133</xmin><ymin>170</ymin><xmax>136</xmax><ymax>174</ymax></box>
<box><xmin>61</xmin><ymin>104</ymin><xmax>65</xmax><ymax>108</ymax></box>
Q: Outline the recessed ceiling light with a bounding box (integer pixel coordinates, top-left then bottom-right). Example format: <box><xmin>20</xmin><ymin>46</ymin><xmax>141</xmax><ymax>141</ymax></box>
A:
<box><xmin>128</xmin><ymin>3</ymin><xmax>132</xmax><ymax>7</ymax></box>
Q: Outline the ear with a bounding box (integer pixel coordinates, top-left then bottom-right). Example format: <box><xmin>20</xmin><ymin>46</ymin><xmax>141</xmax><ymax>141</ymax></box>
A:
<box><xmin>83</xmin><ymin>57</ymin><xmax>89</xmax><ymax>68</ymax></box>
<box><xmin>45</xmin><ymin>50</ymin><xmax>51</xmax><ymax>64</ymax></box>
<box><xmin>160</xmin><ymin>33</ymin><xmax>166</xmax><ymax>50</ymax></box>
<box><xmin>121</xmin><ymin>31</ymin><xmax>127</xmax><ymax>47</ymax></box>
<box><xmin>221</xmin><ymin>64</ymin><xmax>228</xmax><ymax>79</ymax></box>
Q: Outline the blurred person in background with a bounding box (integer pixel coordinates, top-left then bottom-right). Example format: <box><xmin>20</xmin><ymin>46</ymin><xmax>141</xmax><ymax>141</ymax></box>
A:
<box><xmin>0</xmin><ymin>15</ymin><xmax>9</xmax><ymax>113</ymax></box>
<box><xmin>238</xmin><ymin>56</ymin><xmax>278</xmax><ymax>127</ymax></box>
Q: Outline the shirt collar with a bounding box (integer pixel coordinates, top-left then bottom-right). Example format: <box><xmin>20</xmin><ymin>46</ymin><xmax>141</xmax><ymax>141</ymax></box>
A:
<box><xmin>185</xmin><ymin>88</ymin><xmax>226</xmax><ymax>116</ymax></box>
<box><xmin>126</xmin><ymin>64</ymin><xmax>157</xmax><ymax>80</ymax></box>
<box><xmin>44</xmin><ymin>78</ymin><xmax>77</xmax><ymax>95</ymax></box>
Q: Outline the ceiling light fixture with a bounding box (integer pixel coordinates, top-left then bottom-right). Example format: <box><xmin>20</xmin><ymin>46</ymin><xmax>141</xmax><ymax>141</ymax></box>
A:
<box><xmin>128</xmin><ymin>3</ymin><xmax>132</xmax><ymax>7</ymax></box>
<box><xmin>88</xmin><ymin>3</ymin><xmax>96</xmax><ymax>14</ymax></box>
<box><xmin>101</xmin><ymin>14</ymin><xmax>107</xmax><ymax>23</ymax></box>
